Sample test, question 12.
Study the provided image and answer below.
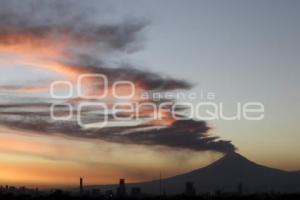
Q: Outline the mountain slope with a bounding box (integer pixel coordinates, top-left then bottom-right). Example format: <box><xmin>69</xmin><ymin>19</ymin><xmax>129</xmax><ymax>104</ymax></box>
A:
<box><xmin>88</xmin><ymin>152</ymin><xmax>300</xmax><ymax>194</ymax></box>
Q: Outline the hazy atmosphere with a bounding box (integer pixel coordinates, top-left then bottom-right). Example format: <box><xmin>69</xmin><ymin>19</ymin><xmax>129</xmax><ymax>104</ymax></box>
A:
<box><xmin>0</xmin><ymin>0</ymin><xmax>299</xmax><ymax>189</ymax></box>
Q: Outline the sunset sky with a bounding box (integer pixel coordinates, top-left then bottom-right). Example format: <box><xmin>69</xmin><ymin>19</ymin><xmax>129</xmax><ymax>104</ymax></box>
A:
<box><xmin>0</xmin><ymin>0</ymin><xmax>299</xmax><ymax>188</ymax></box>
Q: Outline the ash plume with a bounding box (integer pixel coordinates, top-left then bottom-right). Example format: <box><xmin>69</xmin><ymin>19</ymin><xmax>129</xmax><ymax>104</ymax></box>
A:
<box><xmin>0</xmin><ymin>0</ymin><xmax>236</xmax><ymax>154</ymax></box>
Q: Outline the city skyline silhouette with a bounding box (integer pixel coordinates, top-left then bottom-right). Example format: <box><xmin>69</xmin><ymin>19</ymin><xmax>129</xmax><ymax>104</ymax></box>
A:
<box><xmin>0</xmin><ymin>1</ymin><xmax>299</xmax><ymax>199</ymax></box>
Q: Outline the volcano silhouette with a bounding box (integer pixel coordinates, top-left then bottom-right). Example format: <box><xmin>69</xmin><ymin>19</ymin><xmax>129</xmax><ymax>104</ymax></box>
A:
<box><xmin>89</xmin><ymin>152</ymin><xmax>300</xmax><ymax>194</ymax></box>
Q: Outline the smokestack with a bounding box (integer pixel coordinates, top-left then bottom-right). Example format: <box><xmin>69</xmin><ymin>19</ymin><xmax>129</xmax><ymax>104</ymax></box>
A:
<box><xmin>159</xmin><ymin>171</ymin><xmax>162</xmax><ymax>196</ymax></box>
<box><xmin>117</xmin><ymin>178</ymin><xmax>127</xmax><ymax>197</ymax></box>
<box><xmin>80</xmin><ymin>177</ymin><xmax>83</xmax><ymax>194</ymax></box>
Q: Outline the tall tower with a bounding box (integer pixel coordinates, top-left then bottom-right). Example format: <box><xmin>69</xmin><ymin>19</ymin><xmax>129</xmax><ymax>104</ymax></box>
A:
<box><xmin>117</xmin><ymin>178</ymin><xmax>127</xmax><ymax>197</ymax></box>
<box><xmin>238</xmin><ymin>182</ymin><xmax>243</xmax><ymax>195</ymax></box>
<box><xmin>159</xmin><ymin>172</ymin><xmax>162</xmax><ymax>196</ymax></box>
<box><xmin>80</xmin><ymin>177</ymin><xmax>83</xmax><ymax>194</ymax></box>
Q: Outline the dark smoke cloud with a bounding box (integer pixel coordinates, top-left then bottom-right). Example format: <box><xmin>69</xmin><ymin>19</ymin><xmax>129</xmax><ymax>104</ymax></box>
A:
<box><xmin>0</xmin><ymin>0</ymin><xmax>190</xmax><ymax>91</ymax></box>
<box><xmin>122</xmin><ymin>120</ymin><xmax>236</xmax><ymax>153</ymax></box>
<box><xmin>0</xmin><ymin>0</ymin><xmax>236</xmax><ymax>154</ymax></box>
<box><xmin>66</xmin><ymin>62</ymin><xmax>192</xmax><ymax>91</ymax></box>
<box><xmin>0</xmin><ymin>112</ymin><xmax>236</xmax><ymax>154</ymax></box>
<box><xmin>0</xmin><ymin>0</ymin><xmax>147</xmax><ymax>53</ymax></box>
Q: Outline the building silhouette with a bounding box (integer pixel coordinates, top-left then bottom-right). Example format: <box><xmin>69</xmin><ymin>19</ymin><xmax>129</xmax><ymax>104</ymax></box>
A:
<box><xmin>185</xmin><ymin>181</ymin><xmax>196</xmax><ymax>196</ymax></box>
<box><xmin>91</xmin><ymin>188</ymin><xmax>101</xmax><ymax>196</ymax></box>
<box><xmin>116</xmin><ymin>179</ymin><xmax>127</xmax><ymax>197</ymax></box>
<box><xmin>79</xmin><ymin>177</ymin><xmax>83</xmax><ymax>194</ymax></box>
<box><xmin>131</xmin><ymin>187</ymin><xmax>142</xmax><ymax>197</ymax></box>
<box><xmin>238</xmin><ymin>182</ymin><xmax>243</xmax><ymax>195</ymax></box>
<box><xmin>105</xmin><ymin>189</ymin><xmax>113</xmax><ymax>198</ymax></box>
